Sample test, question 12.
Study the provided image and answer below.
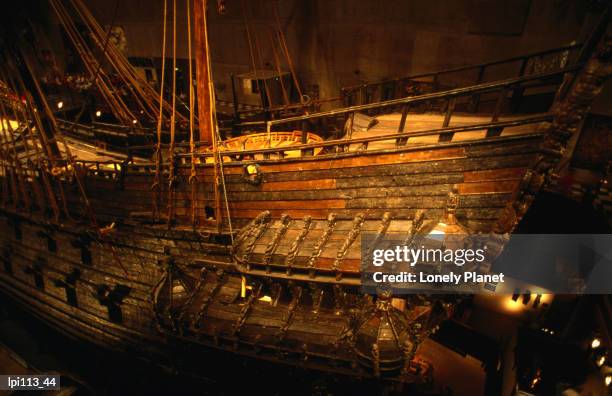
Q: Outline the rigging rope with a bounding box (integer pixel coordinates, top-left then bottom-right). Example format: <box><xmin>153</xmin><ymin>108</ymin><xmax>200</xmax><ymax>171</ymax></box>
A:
<box><xmin>215</xmin><ymin>123</ymin><xmax>234</xmax><ymax>244</ymax></box>
<box><xmin>268</xmin><ymin>29</ymin><xmax>290</xmax><ymax>105</ymax></box>
<box><xmin>64</xmin><ymin>0</ymin><xmax>121</xmax><ymax>143</ymax></box>
<box><xmin>199</xmin><ymin>2</ymin><xmax>233</xmax><ymax>237</ymax></box>
<box><xmin>166</xmin><ymin>0</ymin><xmax>178</xmax><ymax>225</ymax></box>
<box><xmin>187</xmin><ymin>0</ymin><xmax>198</xmax><ymax>226</ymax></box>
<box><xmin>252</xmin><ymin>28</ymin><xmax>273</xmax><ymax>108</ymax></box>
<box><xmin>49</xmin><ymin>0</ymin><xmax>135</xmax><ymax>124</ymax></box>
<box><xmin>2</xmin><ymin>45</ymin><xmax>129</xmax><ymax>275</ymax></box>
<box><xmin>240</xmin><ymin>0</ymin><xmax>266</xmax><ymax>109</ymax></box>
<box><xmin>152</xmin><ymin>0</ymin><xmax>168</xmax><ymax>220</ymax></box>
<box><xmin>273</xmin><ymin>1</ymin><xmax>303</xmax><ymax>101</ymax></box>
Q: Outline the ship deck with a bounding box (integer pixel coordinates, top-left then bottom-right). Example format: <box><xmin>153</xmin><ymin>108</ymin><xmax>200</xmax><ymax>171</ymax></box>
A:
<box><xmin>57</xmin><ymin>111</ymin><xmax>546</xmax><ymax>164</ymax></box>
<box><xmin>346</xmin><ymin>112</ymin><xmax>544</xmax><ymax>150</ymax></box>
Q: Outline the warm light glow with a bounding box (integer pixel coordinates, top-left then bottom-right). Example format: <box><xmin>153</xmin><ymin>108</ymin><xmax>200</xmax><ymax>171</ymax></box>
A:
<box><xmin>596</xmin><ymin>356</ymin><xmax>606</xmax><ymax>367</ymax></box>
<box><xmin>132</xmin><ymin>119</ymin><xmax>138</xmax><ymax>124</ymax></box>
<box><xmin>1</xmin><ymin>119</ymin><xmax>20</xmax><ymax>131</ymax></box>
<box><xmin>592</xmin><ymin>338</ymin><xmax>602</xmax><ymax>348</ymax></box>
<box><xmin>258</xmin><ymin>295</ymin><xmax>272</xmax><ymax>303</ymax></box>
<box><xmin>240</xmin><ymin>276</ymin><xmax>246</xmax><ymax>298</ymax></box>
<box><xmin>95</xmin><ymin>110</ymin><xmax>102</xmax><ymax>117</ymax></box>
<box><xmin>57</xmin><ymin>101</ymin><xmax>63</xmax><ymax>109</ymax></box>
<box><xmin>605</xmin><ymin>375</ymin><xmax>611</xmax><ymax>387</ymax></box>
<box><xmin>503</xmin><ymin>296</ymin><xmax>524</xmax><ymax>312</ymax></box>
<box><xmin>391</xmin><ymin>298</ymin><xmax>406</xmax><ymax>311</ymax></box>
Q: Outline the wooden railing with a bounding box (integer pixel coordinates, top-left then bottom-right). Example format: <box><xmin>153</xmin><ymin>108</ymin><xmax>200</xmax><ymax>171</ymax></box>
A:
<box><xmin>62</xmin><ymin>64</ymin><xmax>575</xmax><ymax>173</ymax></box>
<box><xmin>224</xmin><ymin>43</ymin><xmax>581</xmax><ymax>125</ymax></box>
<box><xmin>233</xmin><ymin>65</ymin><xmax>579</xmax><ymax>137</ymax></box>
<box><xmin>68</xmin><ymin>114</ymin><xmax>552</xmax><ymax>178</ymax></box>
<box><xmin>339</xmin><ymin>43</ymin><xmax>582</xmax><ymax>107</ymax></box>
<box><xmin>183</xmin><ymin>115</ymin><xmax>552</xmax><ymax>162</ymax></box>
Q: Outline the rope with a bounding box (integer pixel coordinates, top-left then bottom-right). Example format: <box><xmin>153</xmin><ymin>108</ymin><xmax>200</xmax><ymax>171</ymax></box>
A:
<box><xmin>187</xmin><ymin>0</ymin><xmax>198</xmax><ymax>226</ymax></box>
<box><xmin>194</xmin><ymin>1</ymin><xmax>233</xmax><ymax>238</ymax></box>
<box><xmin>1</xmin><ymin>70</ymin><xmax>45</xmax><ymax>212</ymax></box>
<box><xmin>166</xmin><ymin>0</ymin><xmax>178</xmax><ymax>225</ymax></box>
<box><xmin>3</xmin><ymin>44</ymin><xmax>130</xmax><ymax>275</ymax></box>
<box><xmin>6</xmin><ymin>59</ymin><xmax>61</xmax><ymax>220</ymax></box>
<box><xmin>49</xmin><ymin>0</ymin><xmax>135</xmax><ymax>124</ymax></box>
<box><xmin>196</xmin><ymin>0</ymin><xmax>223</xmax><ymax>228</ymax></box>
<box><xmin>268</xmin><ymin>29</ymin><xmax>290</xmax><ymax>105</ymax></box>
<box><xmin>152</xmin><ymin>0</ymin><xmax>168</xmax><ymax>219</ymax></box>
<box><xmin>252</xmin><ymin>29</ymin><xmax>273</xmax><ymax>108</ymax></box>
<box><xmin>0</xmin><ymin>98</ymin><xmax>30</xmax><ymax>211</ymax></box>
<box><xmin>241</xmin><ymin>0</ymin><xmax>266</xmax><ymax>108</ymax></box>
<box><xmin>273</xmin><ymin>0</ymin><xmax>303</xmax><ymax>101</ymax></box>
<box><xmin>68</xmin><ymin>0</ymin><xmax>123</xmax><ymax>125</ymax></box>
<box><xmin>215</xmin><ymin>124</ymin><xmax>234</xmax><ymax>244</ymax></box>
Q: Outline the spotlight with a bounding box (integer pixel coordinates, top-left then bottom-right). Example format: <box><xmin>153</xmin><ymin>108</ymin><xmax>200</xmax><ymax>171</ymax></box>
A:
<box><xmin>592</xmin><ymin>338</ymin><xmax>602</xmax><ymax>349</ymax></box>
<box><xmin>132</xmin><ymin>119</ymin><xmax>138</xmax><ymax>124</ymax></box>
<box><xmin>605</xmin><ymin>375</ymin><xmax>611</xmax><ymax>387</ymax></box>
<box><xmin>57</xmin><ymin>101</ymin><xmax>64</xmax><ymax>109</ymax></box>
<box><xmin>95</xmin><ymin>110</ymin><xmax>102</xmax><ymax>117</ymax></box>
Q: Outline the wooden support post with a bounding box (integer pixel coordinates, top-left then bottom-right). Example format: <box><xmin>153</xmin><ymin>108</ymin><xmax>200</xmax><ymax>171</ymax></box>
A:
<box><xmin>471</xmin><ymin>66</ymin><xmax>486</xmax><ymax>113</ymax></box>
<box><xmin>345</xmin><ymin>112</ymin><xmax>355</xmax><ymax>142</ymax></box>
<box><xmin>492</xmin><ymin>88</ymin><xmax>508</xmax><ymax>122</ymax></box>
<box><xmin>230</xmin><ymin>73</ymin><xmax>239</xmax><ymax>125</ymax></box>
<box><xmin>442</xmin><ymin>97</ymin><xmax>455</xmax><ymax>128</ymax></box>
<box><xmin>397</xmin><ymin>104</ymin><xmax>409</xmax><ymax>133</ymax></box>
<box><xmin>396</xmin><ymin>104</ymin><xmax>410</xmax><ymax>146</ymax></box>
<box><xmin>300</xmin><ymin>120</ymin><xmax>314</xmax><ymax>156</ymax></box>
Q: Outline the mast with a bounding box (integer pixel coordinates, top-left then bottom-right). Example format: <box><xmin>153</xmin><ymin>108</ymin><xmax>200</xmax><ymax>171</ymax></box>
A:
<box><xmin>193</xmin><ymin>0</ymin><xmax>222</xmax><ymax>227</ymax></box>
<box><xmin>193</xmin><ymin>0</ymin><xmax>214</xmax><ymax>144</ymax></box>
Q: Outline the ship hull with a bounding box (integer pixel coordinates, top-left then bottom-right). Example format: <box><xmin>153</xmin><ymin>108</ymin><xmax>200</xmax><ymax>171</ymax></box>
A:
<box><xmin>0</xmin><ymin>127</ymin><xmax>551</xmax><ymax>382</ymax></box>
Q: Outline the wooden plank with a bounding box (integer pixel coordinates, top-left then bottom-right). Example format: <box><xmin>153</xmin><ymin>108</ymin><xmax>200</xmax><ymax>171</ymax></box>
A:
<box><xmin>346</xmin><ymin>194</ymin><xmax>511</xmax><ymax>209</ymax></box>
<box><xmin>463</xmin><ymin>167</ymin><xmax>526</xmax><ymax>182</ymax></box>
<box><xmin>200</xmin><ymin>147</ymin><xmax>467</xmax><ymax>175</ymax></box>
<box><xmin>457</xmin><ymin>180</ymin><xmax>519</xmax><ymax>194</ymax></box>
<box><xmin>228</xmin><ymin>200</ymin><xmax>346</xmax><ymax>210</ymax></box>
<box><xmin>93</xmin><ymin>148</ymin><xmax>538</xmax><ymax>191</ymax></box>
<box><xmin>261</xmin><ymin>179</ymin><xmax>336</xmax><ymax>191</ymax></box>
<box><xmin>219</xmin><ymin>154</ymin><xmax>535</xmax><ymax>183</ymax></box>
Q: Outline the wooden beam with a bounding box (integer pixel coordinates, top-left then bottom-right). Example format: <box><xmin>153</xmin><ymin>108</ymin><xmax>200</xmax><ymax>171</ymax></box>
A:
<box><xmin>193</xmin><ymin>0</ymin><xmax>213</xmax><ymax>144</ymax></box>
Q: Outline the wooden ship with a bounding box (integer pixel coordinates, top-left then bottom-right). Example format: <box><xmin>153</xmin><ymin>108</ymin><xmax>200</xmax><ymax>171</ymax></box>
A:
<box><xmin>0</xmin><ymin>0</ymin><xmax>610</xmax><ymax>388</ymax></box>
